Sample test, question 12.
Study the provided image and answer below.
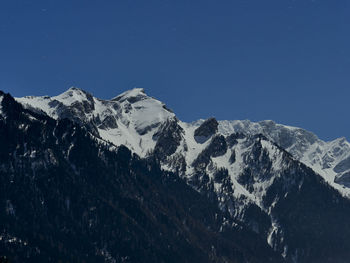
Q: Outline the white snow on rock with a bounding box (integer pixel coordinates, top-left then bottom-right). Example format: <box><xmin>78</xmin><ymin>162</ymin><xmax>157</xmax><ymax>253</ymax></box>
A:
<box><xmin>15</xmin><ymin>88</ymin><xmax>350</xmax><ymax>200</ymax></box>
<box><xmin>219</xmin><ymin>119</ymin><xmax>350</xmax><ymax>197</ymax></box>
<box><xmin>16</xmin><ymin>87</ymin><xmax>175</xmax><ymax>157</ymax></box>
<box><xmin>0</xmin><ymin>94</ymin><xmax>3</xmax><ymax>115</ymax></box>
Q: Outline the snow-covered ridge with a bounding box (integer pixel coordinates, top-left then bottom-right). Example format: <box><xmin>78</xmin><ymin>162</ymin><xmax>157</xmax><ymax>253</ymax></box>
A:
<box><xmin>219</xmin><ymin>119</ymin><xmax>350</xmax><ymax>195</ymax></box>
<box><xmin>16</xmin><ymin>87</ymin><xmax>350</xmax><ymax>199</ymax></box>
<box><xmin>17</xmin><ymin>87</ymin><xmax>175</xmax><ymax>157</ymax></box>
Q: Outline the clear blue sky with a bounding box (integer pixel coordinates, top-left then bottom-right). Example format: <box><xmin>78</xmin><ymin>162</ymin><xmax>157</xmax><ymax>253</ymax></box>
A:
<box><xmin>1</xmin><ymin>0</ymin><xmax>349</xmax><ymax>140</ymax></box>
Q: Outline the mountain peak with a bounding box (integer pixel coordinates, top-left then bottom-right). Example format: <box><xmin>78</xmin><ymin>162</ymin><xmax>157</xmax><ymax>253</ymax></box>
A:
<box><xmin>61</xmin><ymin>86</ymin><xmax>92</xmax><ymax>97</ymax></box>
<box><xmin>68</xmin><ymin>86</ymin><xmax>83</xmax><ymax>91</ymax></box>
<box><xmin>54</xmin><ymin>87</ymin><xmax>94</xmax><ymax>106</ymax></box>
<box><xmin>111</xmin><ymin>88</ymin><xmax>147</xmax><ymax>102</ymax></box>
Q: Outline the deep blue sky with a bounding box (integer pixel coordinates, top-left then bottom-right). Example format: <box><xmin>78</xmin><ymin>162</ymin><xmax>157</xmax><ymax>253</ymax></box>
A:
<box><xmin>1</xmin><ymin>0</ymin><xmax>349</xmax><ymax>140</ymax></box>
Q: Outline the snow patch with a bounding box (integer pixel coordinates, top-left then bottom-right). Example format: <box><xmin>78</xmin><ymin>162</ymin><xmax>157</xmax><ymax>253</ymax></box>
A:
<box><xmin>0</xmin><ymin>94</ymin><xmax>3</xmax><ymax>115</ymax></box>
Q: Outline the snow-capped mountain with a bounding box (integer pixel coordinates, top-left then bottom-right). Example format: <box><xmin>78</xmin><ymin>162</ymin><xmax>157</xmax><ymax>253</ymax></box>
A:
<box><xmin>2</xmin><ymin>91</ymin><xmax>281</xmax><ymax>263</ymax></box>
<box><xmin>17</xmin><ymin>87</ymin><xmax>175</xmax><ymax>157</ymax></box>
<box><xmin>14</xmin><ymin>87</ymin><xmax>350</xmax><ymax>262</ymax></box>
<box><xmin>16</xmin><ymin>87</ymin><xmax>350</xmax><ymax>196</ymax></box>
<box><xmin>219</xmin><ymin>119</ymin><xmax>350</xmax><ymax>195</ymax></box>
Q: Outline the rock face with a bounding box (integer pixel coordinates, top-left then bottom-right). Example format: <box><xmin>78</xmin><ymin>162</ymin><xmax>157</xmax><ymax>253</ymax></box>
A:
<box><xmin>335</xmin><ymin>170</ymin><xmax>350</xmax><ymax>187</ymax></box>
<box><xmin>153</xmin><ymin>118</ymin><xmax>184</xmax><ymax>161</ymax></box>
<box><xmin>10</xmin><ymin>88</ymin><xmax>350</xmax><ymax>262</ymax></box>
<box><xmin>194</xmin><ymin>117</ymin><xmax>219</xmax><ymax>143</ymax></box>
<box><xmin>192</xmin><ymin>135</ymin><xmax>227</xmax><ymax>171</ymax></box>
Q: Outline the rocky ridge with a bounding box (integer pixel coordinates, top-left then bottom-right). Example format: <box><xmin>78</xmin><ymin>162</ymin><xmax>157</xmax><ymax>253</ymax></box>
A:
<box><xmin>13</xmin><ymin>88</ymin><xmax>350</xmax><ymax>262</ymax></box>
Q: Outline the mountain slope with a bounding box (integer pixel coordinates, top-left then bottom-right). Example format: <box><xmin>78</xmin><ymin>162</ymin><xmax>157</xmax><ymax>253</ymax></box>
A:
<box><xmin>0</xmin><ymin>91</ymin><xmax>282</xmax><ymax>262</ymax></box>
<box><xmin>219</xmin><ymin>119</ymin><xmax>350</xmax><ymax>196</ymax></box>
<box><xmin>16</xmin><ymin>88</ymin><xmax>350</xmax><ymax>196</ymax></box>
<box><xmin>13</xmin><ymin>88</ymin><xmax>350</xmax><ymax>262</ymax></box>
<box><xmin>17</xmin><ymin>87</ymin><xmax>174</xmax><ymax>157</ymax></box>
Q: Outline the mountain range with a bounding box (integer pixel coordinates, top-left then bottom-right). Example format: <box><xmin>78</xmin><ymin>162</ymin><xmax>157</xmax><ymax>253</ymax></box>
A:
<box><xmin>1</xmin><ymin>88</ymin><xmax>350</xmax><ymax>262</ymax></box>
